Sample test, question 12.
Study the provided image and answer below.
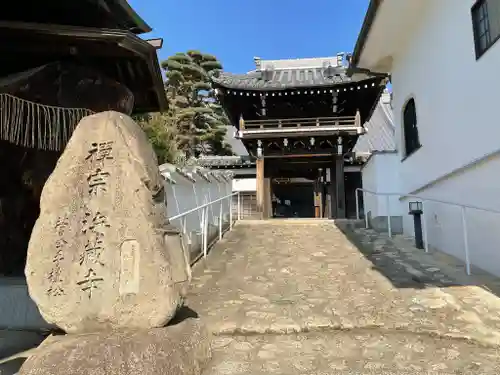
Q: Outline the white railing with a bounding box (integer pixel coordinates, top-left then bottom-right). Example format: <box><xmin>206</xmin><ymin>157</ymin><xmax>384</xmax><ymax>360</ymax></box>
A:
<box><xmin>168</xmin><ymin>192</ymin><xmax>242</xmax><ymax>262</ymax></box>
<box><xmin>355</xmin><ymin>188</ymin><xmax>500</xmax><ymax>276</ymax></box>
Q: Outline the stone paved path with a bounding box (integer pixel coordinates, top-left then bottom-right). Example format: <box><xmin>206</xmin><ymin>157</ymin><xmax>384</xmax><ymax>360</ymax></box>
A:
<box><xmin>187</xmin><ymin>220</ymin><xmax>500</xmax><ymax>374</ymax></box>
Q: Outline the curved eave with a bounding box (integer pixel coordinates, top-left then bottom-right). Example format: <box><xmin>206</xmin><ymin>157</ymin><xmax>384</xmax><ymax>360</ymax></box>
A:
<box><xmin>351</xmin><ymin>0</ymin><xmax>382</xmax><ymax>68</ymax></box>
<box><xmin>111</xmin><ymin>31</ymin><xmax>167</xmax><ymax>111</ymax></box>
<box><xmin>115</xmin><ymin>0</ymin><xmax>152</xmax><ymax>34</ymax></box>
<box><xmin>211</xmin><ymin>73</ymin><xmax>381</xmax><ymax>92</ymax></box>
<box><xmin>0</xmin><ymin>21</ymin><xmax>166</xmax><ymax>113</ymax></box>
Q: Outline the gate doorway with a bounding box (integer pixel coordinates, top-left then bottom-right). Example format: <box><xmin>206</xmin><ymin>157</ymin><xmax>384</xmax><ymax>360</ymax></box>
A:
<box><xmin>271</xmin><ymin>180</ymin><xmax>315</xmax><ymax>218</ymax></box>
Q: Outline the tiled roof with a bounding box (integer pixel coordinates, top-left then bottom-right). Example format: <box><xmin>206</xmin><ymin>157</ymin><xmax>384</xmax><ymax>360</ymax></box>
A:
<box><xmin>197</xmin><ymin>156</ymin><xmax>255</xmax><ymax>167</ymax></box>
<box><xmin>353</xmin><ymin>92</ymin><xmax>396</xmax><ymax>154</ymax></box>
<box><xmin>211</xmin><ymin>67</ymin><xmax>376</xmax><ymax>91</ymax></box>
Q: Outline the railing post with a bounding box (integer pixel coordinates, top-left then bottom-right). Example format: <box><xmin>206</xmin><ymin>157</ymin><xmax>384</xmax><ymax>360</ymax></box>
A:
<box><xmin>386</xmin><ymin>195</ymin><xmax>392</xmax><ymax>237</ymax></box>
<box><xmin>237</xmin><ymin>192</ymin><xmax>241</xmax><ymax>220</ymax></box>
<box><xmin>364</xmin><ymin>191</ymin><xmax>369</xmax><ymax>229</ymax></box>
<box><xmin>218</xmin><ymin>201</ymin><xmax>223</xmax><ymax>241</ymax></box>
<box><xmin>355</xmin><ymin>189</ymin><xmax>360</xmax><ymax>220</ymax></box>
<box><xmin>355</xmin><ymin>109</ymin><xmax>361</xmax><ymax>128</ymax></box>
<box><xmin>422</xmin><ymin>200</ymin><xmax>429</xmax><ymax>253</ymax></box>
<box><xmin>229</xmin><ymin>194</ymin><xmax>234</xmax><ymax>230</ymax></box>
<box><xmin>461</xmin><ymin>206</ymin><xmax>471</xmax><ymax>275</ymax></box>
<box><xmin>181</xmin><ymin>216</ymin><xmax>187</xmax><ymax>239</ymax></box>
<box><xmin>200</xmin><ymin>205</ymin><xmax>206</xmax><ymax>255</ymax></box>
<box><xmin>203</xmin><ymin>206</ymin><xmax>209</xmax><ymax>258</ymax></box>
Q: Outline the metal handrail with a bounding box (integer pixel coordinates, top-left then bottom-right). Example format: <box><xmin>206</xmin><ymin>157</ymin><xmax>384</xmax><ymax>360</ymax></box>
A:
<box><xmin>355</xmin><ymin>188</ymin><xmax>500</xmax><ymax>276</ymax></box>
<box><xmin>168</xmin><ymin>192</ymin><xmax>241</xmax><ymax>259</ymax></box>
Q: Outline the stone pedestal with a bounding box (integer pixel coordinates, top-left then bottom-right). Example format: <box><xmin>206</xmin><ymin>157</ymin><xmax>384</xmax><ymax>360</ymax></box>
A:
<box><xmin>19</xmin><ymin>320</ymin><xmax>211</xmax><ymax>375</ymax></box>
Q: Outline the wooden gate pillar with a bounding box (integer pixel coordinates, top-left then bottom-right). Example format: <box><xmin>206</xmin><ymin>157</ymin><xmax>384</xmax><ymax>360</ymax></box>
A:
<box><xmin>256</xmin><ymin>158</ymin><xmax>264</xmax><ymax>218</ymax></box>
<box><xmin>335</xmin><ymin>136</ymin><xmax>346</xmax><ymax>219</ymax></box>
<box><xmin>335</xmin><ymin>156</ymin><xmax>346</xmax><ymax>218</ymax></box>
<box><xmin>263</xmin><ymin>177</ymin><xmax>272</xmax><ymax>218</ymax></box>
<box><xmin>328</xmin><ymin>166</ymin><xmax>336</xmax><ymax>219</ymax></box>
<box><xmin>256</xmin><ymin>158</ymin><xmax>272</xmax><ymax>219</ymax></box>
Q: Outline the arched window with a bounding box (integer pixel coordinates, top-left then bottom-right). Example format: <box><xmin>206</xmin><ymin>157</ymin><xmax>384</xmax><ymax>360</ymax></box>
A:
<box><xmin>402</xmin><ymin>98</ymin><xmax>421</xmax><ymax>157</ymax></box>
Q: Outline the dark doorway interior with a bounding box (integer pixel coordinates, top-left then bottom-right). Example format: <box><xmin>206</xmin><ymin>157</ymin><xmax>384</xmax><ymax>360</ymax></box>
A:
<box><xmin>272</xmin><ymin>182</ymin><xmax>315</xmax><ymax>218</ymax></box>
<box><xmin>345</xmin><ymin>171</ymin><xmax>362</xmax><ymax>219</ymax></box>
<box><xmin>0</xmin><ymin>141</ymin><xmax>60</xmax><ymax>277</ymax></box>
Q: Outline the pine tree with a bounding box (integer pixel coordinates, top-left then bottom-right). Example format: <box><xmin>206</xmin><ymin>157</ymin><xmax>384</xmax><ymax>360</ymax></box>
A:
<box><xmin>161</xmin><ymin>50</ymin><xmax>233</xmax><ymax>158</ymax></box>
<box><xmin>135</xmin><ymin>113</ymin><xmax>180</xmax><ymax>165</ymax></box>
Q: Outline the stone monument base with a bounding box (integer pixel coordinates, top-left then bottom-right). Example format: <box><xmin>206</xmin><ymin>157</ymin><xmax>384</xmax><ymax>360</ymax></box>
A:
<box><xmin>18</xmin><ymin>320</ymin><xmax>211</xmax><ymax>375</ymax></box>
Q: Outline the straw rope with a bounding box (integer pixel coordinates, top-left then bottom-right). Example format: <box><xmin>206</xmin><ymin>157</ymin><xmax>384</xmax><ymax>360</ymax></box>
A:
<box><xmin>0</xmin><ymin>93</ymin><xmax>95</xmax><ymax>151</ymax></box>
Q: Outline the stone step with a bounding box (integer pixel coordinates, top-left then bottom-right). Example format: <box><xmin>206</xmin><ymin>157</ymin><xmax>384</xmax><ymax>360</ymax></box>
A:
<box><xmin>203</xmin><ymin>331</ymin><xmax>499</xmax><ymax>375</ymax></box>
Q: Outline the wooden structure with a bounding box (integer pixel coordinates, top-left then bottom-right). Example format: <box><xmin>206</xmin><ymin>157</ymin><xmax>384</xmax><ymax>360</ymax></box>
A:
<box><xmin>0</xmin><ymin>0</ymin><xmax>166</xmax><ymax>277</ymax></box>
<box><xmin>0</xmin><ymin>0</ymin><xmax>166</xmax><ymax>117</ymax></box>
<box><xmin>211</xmin><ymin>55</ymin><xmax>387</xmax><ymax>219</ymax></box>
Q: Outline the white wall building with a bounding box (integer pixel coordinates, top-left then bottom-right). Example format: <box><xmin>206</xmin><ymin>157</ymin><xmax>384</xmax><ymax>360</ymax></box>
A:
<box><xmin>353</xmin><ymin>90</ymin><xmax>399</xmax><ymax>232</ymax></box>
<box><xmin>351</xmin><ymin>0</ymin><xmax>500</xmax><ymax>276</ymax></box>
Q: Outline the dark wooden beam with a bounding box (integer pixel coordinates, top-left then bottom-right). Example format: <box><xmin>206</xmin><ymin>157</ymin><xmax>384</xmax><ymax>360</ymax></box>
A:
<box><xmin>336</xmin><ymin>156</ymin><xmax>346</xmax><ymax>218</ymax></box>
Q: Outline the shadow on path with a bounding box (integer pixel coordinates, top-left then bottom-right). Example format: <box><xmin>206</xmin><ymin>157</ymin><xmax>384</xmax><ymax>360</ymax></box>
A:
<box><xmin>167</xmin><ymin>306</ymin><xmax>199</xmax><ymax>327</ymax></box>
<box><xmin>335</xmin><ymin>220</ymin><xmax>500</xmax><ymax>298</ymax></box>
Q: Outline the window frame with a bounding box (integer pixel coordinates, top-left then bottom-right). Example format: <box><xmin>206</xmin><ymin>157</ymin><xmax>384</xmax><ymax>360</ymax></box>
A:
<box><xmin>401</xmin><ymin>97</ymin><xmax>421</xmax><ymax>160</ymax></box>
<box><xmin>472</xmin><ymin>0</ymin><xmax>500</xmax><ymax>59</ymax></box>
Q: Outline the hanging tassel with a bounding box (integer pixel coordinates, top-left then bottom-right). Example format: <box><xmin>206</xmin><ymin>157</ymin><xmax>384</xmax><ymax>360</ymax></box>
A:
<box><xmin>0</xmin><ymin>93</ymin><xmax>94</xmax><ymax>151</ymax></box>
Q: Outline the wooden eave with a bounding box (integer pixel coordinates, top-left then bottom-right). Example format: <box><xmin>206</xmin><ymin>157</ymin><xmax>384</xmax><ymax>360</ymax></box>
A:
<box><xmin>114</xmin><ymin>0</ymin><xmax>152</xmax><ymax>33</ymax></box>
<box><xmin>350</xmin><ymin>0</ymin><xmax>383</xmax><ymax>68</ymax></box>
<box><xmin>1</xmin><ymin>0</ymin><xmax>152</xmax><ymax>34</ymax></box>
<box><xmin>0</xmin><ymin>21</ymin><xmax>167</xmax><ymax>113</ymax></box>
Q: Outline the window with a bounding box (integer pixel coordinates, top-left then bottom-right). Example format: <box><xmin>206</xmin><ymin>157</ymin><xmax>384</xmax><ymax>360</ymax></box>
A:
<box><xmin>402</xmin><ymin>98</ymin><xmax>420</xmax><ymax>158</ymax></box>
<box><xmin>472</xmin><ymin>0</ymin><xmax>500</xmax><ymax>58</ymax></box>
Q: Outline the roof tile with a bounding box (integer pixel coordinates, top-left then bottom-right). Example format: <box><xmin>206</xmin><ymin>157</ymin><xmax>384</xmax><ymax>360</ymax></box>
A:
<box><xmin>211</xmin><ymin>67</ymin><xmax>376</xmax><ymax>91</ymax></box>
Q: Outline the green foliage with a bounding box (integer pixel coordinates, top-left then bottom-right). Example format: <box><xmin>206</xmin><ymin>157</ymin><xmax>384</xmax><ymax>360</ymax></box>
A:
<box><xmin>139</xmin><ymin>50</ymin><xmax>234</xmax><ymax>163</ymax></box>
<box><xmin>160</xmin><ymin>50</ymin><xmax>234</xmax><ymax>159</ymax></box>
<box><xmin>200</xmin><ymin>60</ymin><xmax>223</xmax><ymax>71</ymax></box>
<box><xmin>135</xmin><ymin>113</ymin><xmax>181</xmax><ymax>165</ymax></box>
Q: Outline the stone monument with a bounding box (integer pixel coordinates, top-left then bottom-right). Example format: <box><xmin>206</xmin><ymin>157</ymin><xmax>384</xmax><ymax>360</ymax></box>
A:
<box><xmin>19</xmin><ymin>112</ymin><xmax>210</xmax><ymax>375</ymax></box>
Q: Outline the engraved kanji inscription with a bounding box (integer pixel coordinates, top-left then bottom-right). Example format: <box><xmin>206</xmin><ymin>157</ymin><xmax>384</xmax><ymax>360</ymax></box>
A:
<box><xmin>46</xmin><ymin>228</ymin><xmax>67</xmax><ymax>297</ymax></box>
<box><xmin>79</xmin><ymin>233</ymin><xmax>105</xmax><ymax>266</ymax></box>
<box><xmin>47</xmin><ymin>285</ymin><xmax>65</xmax><ymax>297</ymax></box>
<box><xmin>87</xmin><ymin>168</ymin><xmax>110</xmax><ymax>196</ymax></box>
<box><xmin>48</xmin><ymin>264</ymin><xmax>62</xmax><ymax>284</ymax></box>
<box><xmin>55</xmin><ymin>238</ymin><xmax>67</xmax><ymax>250</ymax></box>
<box><xmin>53</xmin><ymin>249</ymin><xmax>64</xmax><ymax>262</ymax></box>
<box><xmin>86</xmin><ymin>141</ymin><xmax>114</xmax><ymax>164</ymax></box>
<box><xmin>82</xmin><ymin>211</ymin><xmax>110</xmax><ymax>234</ymax></box>
<box><xmin>77</xmin><ymin>268</ymin><xmax>104</xmax><ymax>299</ymax></box>
<box><xmin>54</xmin><ymin>216</ymin><xmax>69</xmax><ymax>236</ymax></box>
<box><xmin>47</xmin><ymin>263</ymin><xmax>65</xmax><ymax>296</ymax></box>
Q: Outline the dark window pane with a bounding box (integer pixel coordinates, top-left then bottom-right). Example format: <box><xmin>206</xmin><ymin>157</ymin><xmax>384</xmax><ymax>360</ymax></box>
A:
<box><xmin>472</xmin><ymin>0</ymin><xmax>499</xmax><ymax>56</ymax></box>
<box><xmin>487</xmin><ymin>0</ymin><xmax>500</xmax><ymax>42</ymax></box>
<box><xmin>478</xmin><ymin>18</ymin><xmax>486</xmax><ymax>34</ymax></box>
<box><xmin>403</xmin><ymin>98</ymin><xmax>420</xmax><ymax>157</ymax></box>
<box><xmin>479</xmin><ymin>35</ymin><xmax>488</xmax><ymax>51</ymax></box>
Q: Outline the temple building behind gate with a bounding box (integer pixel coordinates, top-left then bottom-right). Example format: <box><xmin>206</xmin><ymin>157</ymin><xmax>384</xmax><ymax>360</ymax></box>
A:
<box><xmin>210</xmin><ymin>55</ymin><xmax>388</xmax><ymax>219</ymax></box>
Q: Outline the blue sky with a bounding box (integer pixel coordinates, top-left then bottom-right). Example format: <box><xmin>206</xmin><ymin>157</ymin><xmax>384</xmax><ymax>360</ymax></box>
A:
<box><xmin>128</xmin><ymin>0</ymin><xmax>369</xmax><ymax>74</ymax></box>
